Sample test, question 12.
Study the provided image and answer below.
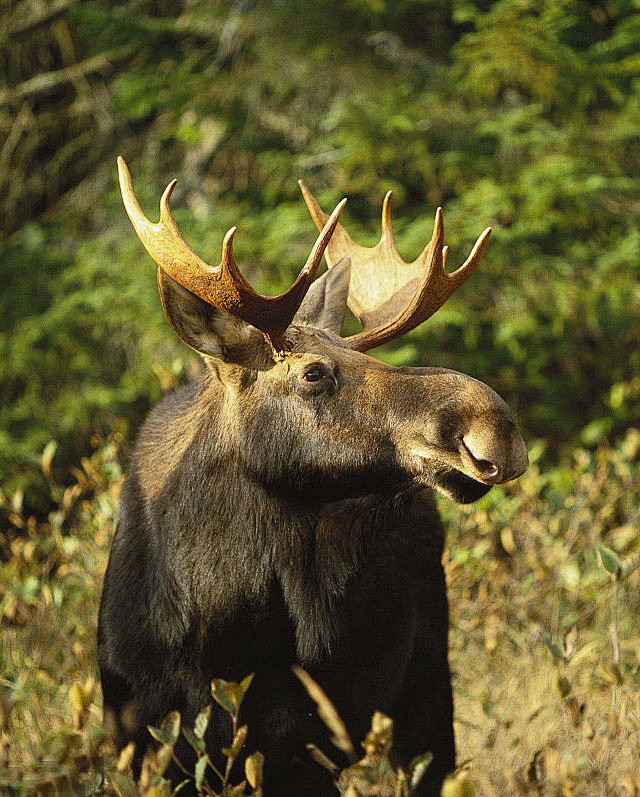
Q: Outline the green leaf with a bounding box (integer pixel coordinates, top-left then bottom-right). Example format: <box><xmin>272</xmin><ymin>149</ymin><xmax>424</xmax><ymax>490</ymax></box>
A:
<box><xmin>194</xmin><ymin>705</ymin><xmax>212</xmax><ymax>740</ymax></box>
<box><xmin>598</xmin><ymin>545</ymin><xmax>621</xmax><ymax>576</ymax></box>
<box><xmin>375</xmin><ymin>755</ymin><xmax>395</xmax><ymax>780</ymax></box>
<box><xmin>211</xmin><ymin>679</ymin><xmax>236</xmax><ymax>715</ymax></box>
<box><xmin>194</xmin><ymin>754</ymin><xmax>208</xmax><ymax>791</ymax></box>
<box><xmin>162</xmin><ymin>710</ymin><xmax>182</xmax><ymax>743</ymax></box>
<box><xmin>147</xmin><ymin>725</ymin><xmax>164</xmax><ymax>743</ymax></box>
<box><xmin>542</xmin><ymin>632</ymin><xmax>563</xmax><ymax>661</ymax></box>
<box><xmin>183</xmin><ymin>726</ymin><xmax>206</xmax><ymax>752</ymax></box>
<box><xmin>409</xmin><ymin>751</ymin><xmax>433</xmax><ymax>789</ymax></box>
<box><xmin>348</xmin><ymin>763</ymin><xmax>377</xmax><ymax>784</ymax></box>
<box><xmin>109</xmin><ymin>771</ymin><xmax>138</xmax><ymax>797</ymax></box>
<box><xmin>148</xmin><ymin>710</ymin><xmax>181</xmax><ymax>744</ymax></box>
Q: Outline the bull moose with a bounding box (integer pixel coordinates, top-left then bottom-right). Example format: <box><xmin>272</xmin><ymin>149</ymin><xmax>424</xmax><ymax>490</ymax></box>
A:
<box><xmin>98</xmin><ymin>158</ymin><xmax>528</xmax><ymax>795</ymax></box>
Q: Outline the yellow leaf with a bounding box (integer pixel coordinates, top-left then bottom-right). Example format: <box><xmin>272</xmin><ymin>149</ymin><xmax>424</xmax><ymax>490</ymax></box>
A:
<box><xmin>245</xmin><ymin>750</ymin><xmax>264</xmax><ymax>788</ymax></box>
<box><xmin>500</xmin><ymin>527</ymin><xmax>517</xmax><ymax>554</ymax></box>
<box><xmin>68</xmin><ymin>683</ymin><xmax>85</xmax><ymax>713</ymax></box>
<box><xmin>293</xmin><ymin>665</ymin><xmax>356</xmax><ymax>763</ymax></box>
<box><xmin>441</xmin><ymin>771</ymin><xmax>476</xmax><ymax>797</ymax></box>
<box><xmin>11</xmin><ymin>488</ymin><xmax>23</xmax><ymax>514</ymax></box>
<box><xmin>41</xmin><ymin>440</ymin><xmax>57</xmax><ymax>477</ymax></box>
<box><xmin>484</xmin><ymin>614</ymin><xmax>499</xmax><ymax>652</ymax></box>
<box><xmin>117</xmin><ymin>741</ymin><xmax>136</xmax><ymax>773</ymax></box>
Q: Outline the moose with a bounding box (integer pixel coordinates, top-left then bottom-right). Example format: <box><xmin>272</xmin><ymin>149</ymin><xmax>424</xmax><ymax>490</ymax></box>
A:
<box><xmin>98</xmin><ymin>158</ymin><xmax>528</xmax><ymax>795</ymax></box>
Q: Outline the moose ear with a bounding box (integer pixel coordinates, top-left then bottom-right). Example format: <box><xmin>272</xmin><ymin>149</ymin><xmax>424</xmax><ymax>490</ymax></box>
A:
<box><xmin>294</xmin><ymin>256</ymin><xmax>351</xmax><ymax>335</ymax></box>
<box><xmin>156</xmin><ymin>269</ymin><xmax>268</xmax><ymax>364</ymax></box>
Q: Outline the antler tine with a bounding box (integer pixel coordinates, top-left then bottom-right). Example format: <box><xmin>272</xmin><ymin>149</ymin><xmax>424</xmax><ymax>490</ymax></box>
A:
<box><xmin>299</xmin><ymin>181</ymin><xmax>492</xmax><ymax>352</ymax></box>
<box><xmin>380</xmin><ymin>191</ymin><xmax>396</xmax><ymax>255</ymax></box>
<box><xmin>218</xmin><ymin>226</ymin><xmax>256</xmax><ymax>295</ymax></box>
<box><xmin>298</xmin><ymin>180</ymin><xmax>363</xmax><ymax>266</ymax></box>
<box><xmin>452</xmin><ymin>224</ymin><xmax>492</xmax><ymax>284</ymax></box>
<box><xmin>118</xmin><ymin>157</ymin><xmax>347</xmax><ymax>352</ymax></box>
<box><xmin>297</xmin><ymin>196</ymin><xmax>348</xmax><ymax>285</ymax></box>
<box><xmin>417</xmin><ymin>206</ymin><xmax>490</xmax><ymax>291</ymax></box>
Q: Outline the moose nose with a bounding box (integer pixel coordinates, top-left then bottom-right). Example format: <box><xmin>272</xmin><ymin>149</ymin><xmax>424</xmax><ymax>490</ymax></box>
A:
<box><xmin>460</xmin><ymin>436</ymin><xmax>504</xmax><ymax>483</ymax></box>
<box><xmin>461</xmin><ymin>422</ymin><xmax>528</xmax><ymax>485</ymax></box>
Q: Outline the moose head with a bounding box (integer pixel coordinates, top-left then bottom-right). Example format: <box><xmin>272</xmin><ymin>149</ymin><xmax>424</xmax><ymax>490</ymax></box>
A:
<box><xmin>116</xmin><ymin>157</ymin><xmax>527</xmax><ymax>505</ymax></box>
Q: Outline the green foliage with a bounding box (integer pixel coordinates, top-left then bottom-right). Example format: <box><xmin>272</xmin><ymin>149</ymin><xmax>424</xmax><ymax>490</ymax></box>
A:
<box><xmin>2</xmin><ymin>0</ymin><xmax>639</xmax><ymax>515</ymax></box>
<box><xmin>0</xmin><ymin>224</ymin><xmax>175</xmax><ymax>511</ymax></box>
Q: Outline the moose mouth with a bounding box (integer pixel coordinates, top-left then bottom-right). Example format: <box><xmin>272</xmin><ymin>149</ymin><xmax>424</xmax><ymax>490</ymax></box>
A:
<box><xmin>429</xmin><ymin>468</ymin><xmax>493</xmax><ymax>504</ymax></box>
<box><xmin>409</xmin><ymin>446</ymin><xmax>494</xmax><ymax>504</ymax></box>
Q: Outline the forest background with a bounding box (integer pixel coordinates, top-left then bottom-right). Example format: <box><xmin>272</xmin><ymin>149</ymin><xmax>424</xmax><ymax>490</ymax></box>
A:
<box><xmin>1</xmin><ymin>1</ymin><xmax>639</xmax><ymax>794</ymax></box>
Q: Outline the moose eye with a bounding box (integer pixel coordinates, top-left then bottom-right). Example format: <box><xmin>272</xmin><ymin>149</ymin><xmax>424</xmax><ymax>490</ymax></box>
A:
<box><xmin>302</xmin><ymin>367</ymin><xmax>325</xmax><ymax>383</ymax></box>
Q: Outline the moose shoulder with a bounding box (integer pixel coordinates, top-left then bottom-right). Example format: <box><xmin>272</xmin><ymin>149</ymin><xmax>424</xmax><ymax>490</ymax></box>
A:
<box><xmin>98</xmin><ymin>159</ymin><xmax>528</xmax><ymax>795</ymax></box>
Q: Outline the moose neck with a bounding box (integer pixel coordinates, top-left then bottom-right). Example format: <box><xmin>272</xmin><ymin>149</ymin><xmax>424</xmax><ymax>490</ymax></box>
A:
<box><xmin>139</xmin><ymin>375</ymin><xmax>426</xmax><ymax>662</ymax></box>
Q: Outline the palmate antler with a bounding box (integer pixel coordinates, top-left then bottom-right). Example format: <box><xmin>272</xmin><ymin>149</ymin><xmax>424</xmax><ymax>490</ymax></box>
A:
<box><xmin>117</xmin><ymin>157</ymin><xmax>346</xmax><ymax>352</ymax></box>
<box><xmin>298</xmin><ymin>181</ymin><xmax>491</xmax><ymax>352</ymax></box>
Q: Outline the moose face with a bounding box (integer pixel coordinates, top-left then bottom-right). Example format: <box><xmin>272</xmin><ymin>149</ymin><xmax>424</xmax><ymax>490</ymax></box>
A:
<box><xmin>238</xmin><ymin>330</ymin><xmax>527</xmax><ymax>504</ymax></box>
<box><xmin>118</xmin><ymin>157</ymin><xmax>527</xmax><ymax>504</ymax></box>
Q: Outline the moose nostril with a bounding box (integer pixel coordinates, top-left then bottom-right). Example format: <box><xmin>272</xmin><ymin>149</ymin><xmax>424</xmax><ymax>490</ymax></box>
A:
<box><xmin>460</xmin><ymin>436</ymin><xmax>502</xmax><ymax>481</ymax></box>
<box><xmin>474</xmin><ymin>458</ymin><xmax>500</xmax><ymax>479</ymax></box>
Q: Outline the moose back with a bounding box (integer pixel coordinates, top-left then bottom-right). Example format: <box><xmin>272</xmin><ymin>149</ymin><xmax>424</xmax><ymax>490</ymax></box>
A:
<box><xmin>98</xmin><ymin>159</ymin><xmax>528</xmax><ymax>795</ymax></box>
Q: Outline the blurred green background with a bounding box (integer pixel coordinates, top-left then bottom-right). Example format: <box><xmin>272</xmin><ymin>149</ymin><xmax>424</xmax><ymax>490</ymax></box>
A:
<box><xmin>1</xmin><ymin>0</ymin><xmax>639</xmax><ymax>517</ymax></box>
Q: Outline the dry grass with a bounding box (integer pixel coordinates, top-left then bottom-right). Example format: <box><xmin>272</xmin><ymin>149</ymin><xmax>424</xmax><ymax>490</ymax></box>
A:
<box><xmin>447</xmin><ymin>430</ymin><xmax>640</xmax><ymax>795</ymax></box>
<box><xmin>1</xmin><ymin>430</ymin><xmax>639</xmax><ymax>794</ymax></box>
<box><xmin>0</xmin><ymin>439</ymin><xmax>119</xmax><ymax>794</ymax></box>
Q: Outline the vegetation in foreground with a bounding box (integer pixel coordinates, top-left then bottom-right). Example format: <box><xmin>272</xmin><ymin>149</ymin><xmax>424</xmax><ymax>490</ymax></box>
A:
<box><xmin>1</xmin><ymin>429</ymin><xmax>638</xmax><ymax>794</ymax></box>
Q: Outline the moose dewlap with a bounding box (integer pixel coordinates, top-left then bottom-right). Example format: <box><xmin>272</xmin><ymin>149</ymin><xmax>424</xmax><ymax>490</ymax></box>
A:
<box><xmin>98</xmin><ymin>159</ymin><xmax>528</xmax><ymax>796</ymax></box>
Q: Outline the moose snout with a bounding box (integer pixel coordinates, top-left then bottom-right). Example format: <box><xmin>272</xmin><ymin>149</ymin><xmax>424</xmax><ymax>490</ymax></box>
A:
<box><xmin>460</xmin><ymin>418</ymin><xmax>529</xmax><ymax>484</ymax></box>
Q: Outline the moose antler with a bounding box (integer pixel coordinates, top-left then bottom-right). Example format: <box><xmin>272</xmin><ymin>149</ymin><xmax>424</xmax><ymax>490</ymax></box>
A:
<box><xmin>298</xmin><ymin>181</ymin><xmax>491</xmax><ymax>351</ymax></box>
<box><xmin>117</xmin><ymin>157</ymin><xmax>346</xmax><ymax>352</ymax></box>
